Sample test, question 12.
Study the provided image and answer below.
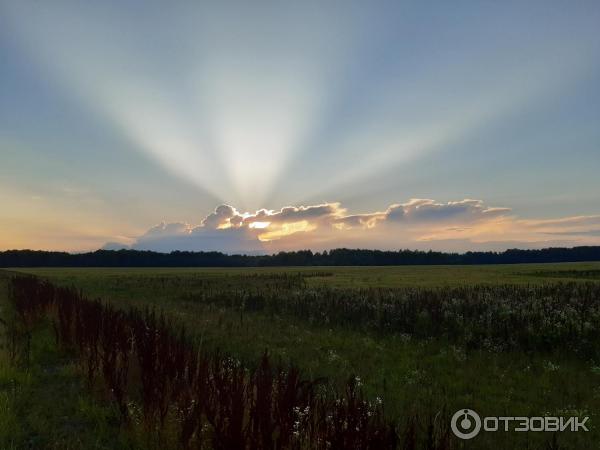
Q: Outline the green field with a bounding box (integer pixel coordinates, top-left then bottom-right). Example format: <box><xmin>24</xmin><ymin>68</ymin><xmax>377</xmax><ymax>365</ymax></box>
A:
<box><xmin>2</xmin><ymin>263</ymin><xmax>600</xmax><ymax>449</ymax></box>
<box><xmin>14</xmin><ymin>261</ymin><xmax>600</xmax><ymax>288</ymax></box>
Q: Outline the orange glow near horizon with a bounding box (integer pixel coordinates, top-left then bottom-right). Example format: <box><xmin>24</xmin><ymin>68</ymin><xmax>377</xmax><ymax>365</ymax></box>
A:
<box><xmin>257</xmin><ymin>220</ymin><xmax>315</xmax><ymax>242</ymax></box>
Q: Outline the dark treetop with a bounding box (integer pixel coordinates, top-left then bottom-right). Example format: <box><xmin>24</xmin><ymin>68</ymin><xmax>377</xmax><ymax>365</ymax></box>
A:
<box><xmin>1</xmin><ymin>246</ymin><xmax>600</xmax><ymax>267</ymax></box>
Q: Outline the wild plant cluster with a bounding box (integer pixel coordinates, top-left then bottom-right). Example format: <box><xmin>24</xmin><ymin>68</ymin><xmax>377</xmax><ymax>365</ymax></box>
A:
<box><xmin>1</xmin><ymin>273</ymin><xmax>56</xmax><ymax>365</ymax></box>
<box><xmin>115</xmin><ymin>272</ymin><xmax>321</xmax><ymax>293</ymax></box>
<box><xmin>8</xmin><ymin>275</ymin><xmax>409</xmax><ymax>450</ymax></box>
<box><xmin>528</xmin><ymin>269</ymin><xmax>600</xmax><ymax>280</ymax></box>
<box><xmin>181</xmin><ymin>279</ymin><xmax>600</xmax><ymax>357</ymax></box>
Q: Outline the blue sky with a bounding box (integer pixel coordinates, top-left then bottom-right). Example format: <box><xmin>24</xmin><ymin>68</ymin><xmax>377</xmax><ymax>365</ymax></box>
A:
<box><xmin>1</xmin><ymin>1</ymin><xmax>599</xmax><ymax>252</ymax></box>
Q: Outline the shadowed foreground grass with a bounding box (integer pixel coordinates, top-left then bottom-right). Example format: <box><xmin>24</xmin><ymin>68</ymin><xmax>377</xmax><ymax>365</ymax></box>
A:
<box><xmin>0</xmin><ymin>273</ymin><xmax>134</xmax><ymax>449</ymax></box>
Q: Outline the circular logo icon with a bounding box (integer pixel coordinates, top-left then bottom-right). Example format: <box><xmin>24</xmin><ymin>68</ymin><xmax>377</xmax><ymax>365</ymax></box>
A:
<box><xmin>451</xmin><ymin>409</ymin><xmax>482</xmax><ymax>440</ymax></box>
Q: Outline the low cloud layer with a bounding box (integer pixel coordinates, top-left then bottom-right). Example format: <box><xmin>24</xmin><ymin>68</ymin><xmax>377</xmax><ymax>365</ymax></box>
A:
<box><xmin>334</xmin><ymin>199</ymin><xmax>511</xmax><ymax>229</ymax></box>
<box><xmin>113</xmin><ymin>199</ymin><xmax>600</xmax><ymax>254</ymax></box>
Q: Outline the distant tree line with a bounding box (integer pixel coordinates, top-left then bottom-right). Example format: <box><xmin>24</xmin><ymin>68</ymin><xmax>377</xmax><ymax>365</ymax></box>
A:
<box><xmin>1</xmin><ymin>246</ymin><xmax>600</xmax><ymax>267</ymax></box>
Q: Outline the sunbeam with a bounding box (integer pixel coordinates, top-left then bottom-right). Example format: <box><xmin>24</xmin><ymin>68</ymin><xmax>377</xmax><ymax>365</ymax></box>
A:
<box><xmin>269</xmin><ymin>19</ymin><xmax>600</xmax><ymax>205</ymax></box>
<box><xmin>2</xmin><ymin>2</ymin><xmax>360</xmax><ymax>209</ymax></box>
<box><xmin>3</xmin><ymin>3</ymin><xmax>233</xmax><ymax>201</ymax></box>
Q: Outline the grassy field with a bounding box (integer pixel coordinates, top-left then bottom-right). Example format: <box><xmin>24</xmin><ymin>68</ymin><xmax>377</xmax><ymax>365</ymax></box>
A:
<box><xmin>2</xmin><ymin>263</ymin><xmax>600</xmax><ymax>448</ymax></box>
<box><xmin>14</xmin><ymin>261</ymin><xmax>600</xmax><ymax>288</ymax></box>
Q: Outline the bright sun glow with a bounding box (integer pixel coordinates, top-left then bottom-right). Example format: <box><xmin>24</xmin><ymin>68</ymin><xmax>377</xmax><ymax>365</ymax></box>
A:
<box><xmin>258</xmin><ymin>221</ymin><xmax>315</xmax><ymax>241</ymax></box>
<box><xmin>249</xmin><ymin>221</ymin><xmax>271</xmax><ymax>229</ymax></box>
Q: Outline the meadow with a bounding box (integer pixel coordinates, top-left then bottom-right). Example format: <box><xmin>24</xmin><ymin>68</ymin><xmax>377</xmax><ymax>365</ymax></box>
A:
<box><xmin>1</xmin><ymin>262</ymin><xmax>600</xmax><ymax>449</ymax></box>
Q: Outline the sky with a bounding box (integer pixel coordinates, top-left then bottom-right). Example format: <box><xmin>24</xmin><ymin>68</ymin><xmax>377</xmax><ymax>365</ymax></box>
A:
<box><xmin>1</xmin><ymin>1</ymin><xmax>599</xmax><ymax>253</ymax></box>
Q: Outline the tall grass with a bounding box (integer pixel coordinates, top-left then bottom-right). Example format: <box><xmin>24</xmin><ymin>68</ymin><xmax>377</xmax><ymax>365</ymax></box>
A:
<box><xmin>9</xmin><ymin>275</ymin><xmax>413</xmax><ymax>449</ymax></box>
<box><xmin>179</xmin><ymin>278</ymin><xmax>600</xmax><ymax>357</ymax></box>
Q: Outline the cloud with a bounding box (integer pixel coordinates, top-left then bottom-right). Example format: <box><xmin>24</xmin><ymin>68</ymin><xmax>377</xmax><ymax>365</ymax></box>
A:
<box><xmin>143</xmin><ymin>222</ymin><xmax>193</xmax><ymax>237</ymax></box>
<box><xmin>133</xmin><ymin>222</ymin><xmax>264</xmax><ymax>254</ymax></box>
<box><xmin>390</xmin><ymin>199</ymin><xmax>510</xmax><ymax>223</ymax></box>
<box><xmin>201</xmin><ymin>205</ymin><xmax>243</xmax><ymax>229</ymax></box>
<box><xmin>543</xmin><ymin>230</ymin><xmax>600</xmax><ymax>237</ymax></box>
<box><xmin>102</xmin><ymin>242</ymin><xmax>130</xmax><ymax>251</ymax></box>
<box><xmin>516</xmin><ymin>215</ymin><xmax>600</xmax><ymax>239</ymax></box>
<box><xmin>114</xmin><ymin>198</ymin><xmax>599</xmax><ymax>254</ymax></box>
<box><xmin>245</xmin><ymin>203</ymin><xmax>345</xmax><ymax>225</ymax></box>
<box><xmin>334</xmin><ymin>198</ymin><xmax>511</xmax><ymax>229</ymax></box>
<box><xmin>520</xmin><ymin>215</ymin><xmax>600</xmax><ymax>228</ymax></box>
